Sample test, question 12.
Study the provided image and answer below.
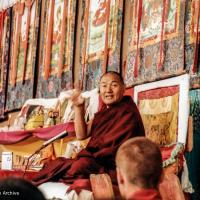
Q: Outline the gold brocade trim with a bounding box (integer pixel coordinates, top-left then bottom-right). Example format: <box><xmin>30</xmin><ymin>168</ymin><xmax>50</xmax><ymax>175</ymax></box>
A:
<box><xmin>139</xmin><ymin>95</ymin><xmax>172</xmax><ymax>115</ymax></box>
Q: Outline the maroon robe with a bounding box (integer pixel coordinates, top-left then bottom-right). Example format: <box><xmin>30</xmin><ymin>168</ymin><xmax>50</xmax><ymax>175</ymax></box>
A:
<box><xmin>32</xmin><ymin>96</ymin><xmax>145</xmax><ymax>192</ymax></box>
<box><xmin>128</xmin><ymin>189</ymin><xmax>161</xmax><ymax>200</ymax></box>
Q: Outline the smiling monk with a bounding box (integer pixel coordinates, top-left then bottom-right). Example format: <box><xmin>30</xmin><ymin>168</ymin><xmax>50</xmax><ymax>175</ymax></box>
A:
<box><xmin>31</xmin><ymin>71</ymin><xmax>145</xmax><ymax>194</ymax></box>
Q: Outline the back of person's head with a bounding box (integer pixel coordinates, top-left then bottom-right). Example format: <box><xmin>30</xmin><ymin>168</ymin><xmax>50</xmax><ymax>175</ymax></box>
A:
<box><xmin>0</xmin><ymin>177</ymin><xmax>45</xmax><ymax>200</ymax></box>
<box><xmin>116</xmin><ymin>137</ymin><xmax>163</xmax><ymax>190</ymax></box>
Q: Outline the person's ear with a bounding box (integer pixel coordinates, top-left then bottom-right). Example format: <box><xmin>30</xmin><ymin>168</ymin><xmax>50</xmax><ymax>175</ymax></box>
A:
<box><xmin>117</xmin><ymin>167</ymin><xmax>125</xmax><ymax>185</ymax></box>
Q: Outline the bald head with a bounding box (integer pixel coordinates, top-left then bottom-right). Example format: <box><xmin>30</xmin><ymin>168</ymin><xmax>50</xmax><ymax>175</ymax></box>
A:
<box><xmin>116</xmin><ymin>137</ymin><xmax>163</xmax><ymax>189</ymax></box>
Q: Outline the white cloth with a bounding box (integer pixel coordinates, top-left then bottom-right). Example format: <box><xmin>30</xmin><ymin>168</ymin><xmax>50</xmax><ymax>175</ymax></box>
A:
<box><xmin>0</xmin><ymin>0</ymin><xmax>18</xmax><ymax>11</ymax></box>
<box><xmin>62</xmin><ymin>88</ymin><xmax>99</xmax><ymax>123</ymax></box>
<box><xmin>38</xmin><ymin>182</ymin><xmax>94</xmax><ymax>200</ymax></box>
<box><xmin>82</xmin><ymin>88</ymin><xmax>99</xmax><ymax>121</ymax></box>
<box><xmin>22</xmin><ymin>98</ymin><xmax>59</xmax><ymax>110</ymax></box>
<box><xmin>181</xmin><ymin>159</ymin><xmax>194</xmax><ymax>193</ymax></box>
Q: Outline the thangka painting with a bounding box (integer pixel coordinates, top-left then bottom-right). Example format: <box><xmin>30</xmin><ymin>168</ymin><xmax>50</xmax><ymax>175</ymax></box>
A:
<box><xmin>0</xmin><ymin>9</ymin><xmax>11</xmax><ymax>118</ymax></box>
<box><xmin>6</xmin><ymin>0</ymin><xmax>41</xmax><ymax>111</ymax></box>
<box><xmin>185</xmin><ymin>0</ymin><xmax>200</xmax><ymax>73</ymax></box>
<box><xmin>134</xmin><ymin>74</ymin><xmax>190</xmax><ymax>146</ymax></box>
<box><xmin>124</xmin><ymin>0</ymin><xmax>185</xmax><ymax>87</ymax></box>
<box><xmin>36</xmin><ymin>0</ymin><xmax>77</xmax><ymax>98</ymax></box>
<box><xmin>79</xmin><ymin>0</ymin><xmax>123</xmax><ymax>90</ymax></box>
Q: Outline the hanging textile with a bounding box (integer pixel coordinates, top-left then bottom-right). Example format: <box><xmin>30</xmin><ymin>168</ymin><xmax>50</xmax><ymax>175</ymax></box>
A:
<box><xmin>124</xmin><ymin>0</ymin><xmax>185</xmax><ymax>87</ymax></box>
<box><xmin>79</xmin><ymin>0</ymin><xmax>123</xmax><ymax>90</ymax></box>
<box><xmin>185</xmin><ymin>90</ymin><xmax>200</xmax><ymax>200</ymax></box>
<box><xmin>134</xmin><ymin>74</ymin><xmax>190</xmax><ymax>146</ymax></box>
<box><xmin>36</xmin><ymin>0</ymin><xmax>77</xmax><ymax>98</ymax></box>
<box><xmin>186</xmin><ymin>0</ymin><xmax>200</xmax><ymax>90</ymax></box>
<box><xmin>185</xmin><ymin>0</ymin><xmax>200</xmax><ymax>74</ymax></box>
<box><xmin>6</xmin><ymin>0</ymin><xmax>40</xmax><ymax>111</ymax></box>
<box><xmin>0</xmin><ymin>9</ymin><xmax>11</xmax><ymax>118</ymax></box>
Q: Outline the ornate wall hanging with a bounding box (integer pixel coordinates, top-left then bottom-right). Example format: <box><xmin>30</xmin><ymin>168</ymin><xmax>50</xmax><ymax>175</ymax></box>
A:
<box><xmin>185</xmin><ymin>0</ymin><xmax>200</xmax><ymax>73</ymax></box>
<box><xmin>6</xmin><ymin>0</ymin><xmax>41</xmax><ymax>111</ymax></box>
<box><xmin>79</xmin><ymin>0</ymin><xmax>123</xmax><ymax>90</ymax></box>
<box><xmin>0</xmin><ymin>9</ymin><xmax>11</xmax><ymax>118</ymax></box>
<box><xmin>36</xmin><ymin>0</ymin><xmax>77</xmax><ymax>98</ymax></box>
<box><xmin>124</xmin><ymin>0</ymin><xmax>186</xmax><ymax>87</ymax></box>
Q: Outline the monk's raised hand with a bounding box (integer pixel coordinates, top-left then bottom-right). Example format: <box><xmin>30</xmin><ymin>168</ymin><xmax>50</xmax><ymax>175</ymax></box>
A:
<box><xmin>71</xmin><ymin>82</ymin><xmax>85</xmax><ymax>107</ymax></box>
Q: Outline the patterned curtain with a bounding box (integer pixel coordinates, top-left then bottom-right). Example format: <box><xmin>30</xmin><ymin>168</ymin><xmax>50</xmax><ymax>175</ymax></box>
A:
<box><xmin>6</xmin><ymin>0</ymin><xmax>41</xmax><ymax>111</ymax></box>
<box><xmin>185</xmin><ymin>0</ymin><xmax>200</xmax><ymax>91</ymax></box>
<box><xmin>36</xmin><ymin>0</ymin><xmax>77</xmax><ymax>98</ymax></box>
<box><xmin>79</xmin><ymin>0</ymin><xmax>123</xmax><ymax>90</ymax></box>
<box><xmin>124</xmin><ymin>0</ymin><xmax>186</xmax><ymax>87</ymax></box>
<box><xmin>185</xmin><ymin>90</ymin><xmax>200</xmax><ymax>200</ymax></box>
<box><xmin>0</xmin><ymin>9</ymin><xmax>11</xmax><ymax>118</ymax></box>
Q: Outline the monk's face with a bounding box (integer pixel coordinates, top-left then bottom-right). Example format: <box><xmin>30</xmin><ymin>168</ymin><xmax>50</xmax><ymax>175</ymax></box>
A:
<box><xmin>99</xmin><ymin>73</ymin><xmax>125</xmax><ymax>106</ymax></box>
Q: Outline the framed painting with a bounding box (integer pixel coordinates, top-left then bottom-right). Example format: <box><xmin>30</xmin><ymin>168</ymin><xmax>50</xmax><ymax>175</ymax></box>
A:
<box><xmin>134</xmin><ymin>74</ymin><xmax>190</xmax><ymax>146</ymax></box>
<box><xmin>6</xmin><ymin>0</ymin><xmax>41</xmax><ymax>111</ymax></box>
<box><xmin>36</xmin><ymin>0</ymin><xmax>77</xmax><ymax>98</ymax></box>
<box><xmin>124</xmin><ymin>0</ymin><xmax>185</xmax><ymax>87</ymax></box>
<box><xmin>0</xmin><ymin>9</ymin><xmax>11</xmax><ymax>118</ymax></box>
<box><xmin>79</xmin><ymin>0</ymin><xmax>123</xmax><ymax>90</ymax></box>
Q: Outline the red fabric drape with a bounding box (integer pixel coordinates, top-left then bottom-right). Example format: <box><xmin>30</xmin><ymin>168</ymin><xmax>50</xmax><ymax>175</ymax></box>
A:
<box><xmin>31</xmin><ymin>96</ymin><xmax>145</xmax><ymax>193</ymax></box>
<box><xmin>0</xmin><ymin>122</ymin><xmax>74</xmax><ymax>144</ymax></box>
<box><xmin>0</xmin><ymin>170</ymin><xmax>37</xmax><ymax>181</ymax></box>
